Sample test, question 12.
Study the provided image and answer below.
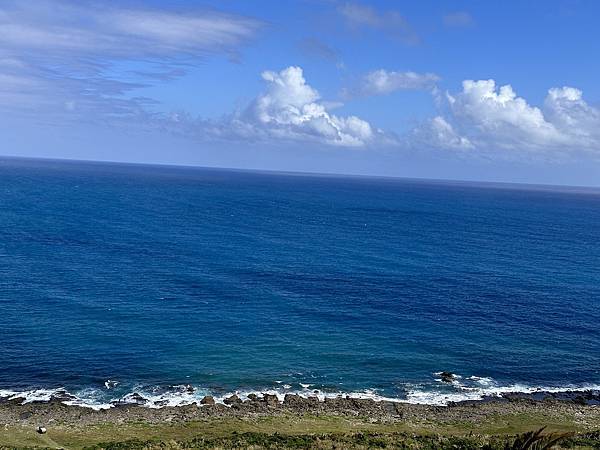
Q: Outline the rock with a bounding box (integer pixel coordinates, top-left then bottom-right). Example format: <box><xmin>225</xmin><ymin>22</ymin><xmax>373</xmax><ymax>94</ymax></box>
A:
<box><xmin>50</xmin><ymin>390</ymin><xmax>77</xmax><ymax>402</ymax></box>
<box><xmin>351</xmin><ymin>398</ymin><xmax>376</xmax><ymax>409</ymax></box>
<box><xmin>104</xmin><ymin>380</ymin><xmax>119</xmax><ymax>389</ymax></box>
<box><xmin>130</xmin><ymin>393</ymin><xmax>147</xmax><ymax>403</ymax></box>
<box><xmin>262</xmin><ymin>393</ymin><xmax>279</xmax><ymax>407</ymax></box>
<box><xmin>223</xmin><ymin>394</ymin><xmax>242</xmax><ymax>405</ymax></box>
<box><xmin>115</xmin><ymin>392</ymin><xmax>147</xmax><ymax>406</ymax></box>
<box><xmin>36</xmin><ymin>426</ymin><xmax>47</xmax><ymax>434</ymax></box>
<box><xmin>19</xmin><ymin>412</ymin><xmax>33</xmax><ymax>420</ymax></box>
<box><xmin>283</xmin><ymin>394</ymin><xmax>304</xmax><ymax>406</ymax></box>
<box><xmin>440</xmin><ymin>371</ymin><xmax>455</xmax><ymax>383</ymax></box>
<box><xmin>6</xmin><ymin>397</ymin><xmax>26</xmax><ymax>406</ymax></box>
<box><xmin>247</xmin><ymin>393</ymin><xmax>259</xmax><ymax>402</ymax></box>
<box><xmin>324</xmin><ymin>396</ymin><xmax>344</xmax><ymax>407</ymax></box>
<box><xmin>200</xmin><ymin>395</ymin><xmax>215</xmax><ymax>405</ymax></box>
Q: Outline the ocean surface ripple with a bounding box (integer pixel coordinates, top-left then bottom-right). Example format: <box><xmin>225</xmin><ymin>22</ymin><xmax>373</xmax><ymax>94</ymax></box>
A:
<box><xmin>0</xmin><ymin>158</ymin><xmax>599</xmax><ymax>407</ymax></box>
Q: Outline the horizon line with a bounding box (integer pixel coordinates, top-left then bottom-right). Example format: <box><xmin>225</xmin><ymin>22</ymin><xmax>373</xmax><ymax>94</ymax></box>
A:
<box><xmin>2</xmin><ymin>154</ymin><xmax>600</xmax><ymax>193</ymax></box>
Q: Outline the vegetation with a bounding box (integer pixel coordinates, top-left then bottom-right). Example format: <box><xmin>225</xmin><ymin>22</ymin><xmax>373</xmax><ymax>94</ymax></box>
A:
<box><xmin>1</xmin><ymin>416</ymin><xmax>599</xmax><ymax>449</ymax></box>
<box><xmin>2</xmin><ymin>429</ymin><xmax>599</xmax><ymax>450</ymax></box>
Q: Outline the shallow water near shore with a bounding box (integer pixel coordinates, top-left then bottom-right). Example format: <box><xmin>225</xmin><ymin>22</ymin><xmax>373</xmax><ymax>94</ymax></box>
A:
<box><xmin>0</xmin><ymin>158</ymin><xmax>599</xmax><ymax>409</ymax></box>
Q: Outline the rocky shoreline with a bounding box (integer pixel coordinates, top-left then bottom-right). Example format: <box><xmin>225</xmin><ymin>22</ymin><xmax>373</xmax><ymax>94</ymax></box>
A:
<box><xmin>1</xmin><ymin>389</ymin><xmax>599</xmax><ymax>427</ymax></box>
<box><xmin>1</xmin><ymin>391</ymin><xmax>599</xmax><ymax>449</ymax></box>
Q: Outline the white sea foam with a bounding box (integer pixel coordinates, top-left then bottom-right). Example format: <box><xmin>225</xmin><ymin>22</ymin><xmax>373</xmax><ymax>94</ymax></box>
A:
<box><xmin>104</xmin><ymin>380</ymin><xmax>119</xmax><ymax>390</ymax></box>
<box><xmin>0</xmin><ymin>388</ymin><xmax>58</xmax><ymax>404</ymax></box>
<box><xmin>1</xmin><ymin>375</ymin><xmax>599</xmax><ymax>409</ymax></box>
<box><xmin>63</xmin><ymin>398</ymin><xmax>113</xmax><ymax>411</ymax></box>
<box><xmin>213</xmin><ymin>387</ymin><xmax>402</xmax><ymax>405</ymax></box>
<box><xmin>403</xmin><ymin>376</ymin><xmax>600</xmax><ymax>406</ymax></box>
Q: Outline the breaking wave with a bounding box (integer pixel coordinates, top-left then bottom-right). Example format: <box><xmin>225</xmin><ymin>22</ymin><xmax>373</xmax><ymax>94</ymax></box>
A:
<box><xmin>1</xmin><ymin>373</ymin><xmax>599</xmax><ymax>409</ymax></box>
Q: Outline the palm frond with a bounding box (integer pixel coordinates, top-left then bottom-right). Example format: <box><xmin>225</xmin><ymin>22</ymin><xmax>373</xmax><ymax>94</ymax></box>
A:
<box><xmin>505</xmin><ymin>427</ymin><xmax>574</xmax><ymax>450</ymax></box>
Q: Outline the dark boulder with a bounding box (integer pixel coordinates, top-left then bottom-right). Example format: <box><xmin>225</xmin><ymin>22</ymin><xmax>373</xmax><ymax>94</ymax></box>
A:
<box><xmin>324</xmin><ymin>396</ymin><xmax>346</xmax><ymax>409</ymax></box>
<box><xmin>50</xmin><ymin>390</ymin><xmax>77</xmax><ymax>402</ymax></box>
<box><xmin>283</xmin><ymin>393</ymin><xmax>304</xmax><ymax>406</ymax></box>
<box><xmin>127</xmin><ymin>393</ymin><xmax>147</xmax><ymax>404</ymax></box>
<box><xmin>223</xmin><ymin>394</ymin><xmax>242</xmax><ymax>405</ymax></box>
<box><xmin>440</xmin><ymin>371</ymin><xmax>455</xmax><ymax>383</ymax></box>
<box><xmin>200</xmin><ymin>395</ymin><xmax>215</xmax><ymax>405</ymax></box>
<box><xmin>262</xmin><ymin>393</ymin><xmax>279</xmax><ymax>407</ymax></box>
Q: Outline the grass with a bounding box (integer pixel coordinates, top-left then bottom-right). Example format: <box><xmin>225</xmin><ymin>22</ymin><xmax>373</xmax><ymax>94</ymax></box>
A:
<box><xmin>0</xmin><ymin>412</ymin><xmax>598</xmax><ymax>449</ymax></box>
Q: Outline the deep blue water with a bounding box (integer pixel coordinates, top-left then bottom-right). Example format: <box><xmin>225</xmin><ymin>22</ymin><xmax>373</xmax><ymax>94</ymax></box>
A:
<box><xmin>0</xmin><ymin>158</ymin><xmax>599</xmax><ymax>407</ymax></box>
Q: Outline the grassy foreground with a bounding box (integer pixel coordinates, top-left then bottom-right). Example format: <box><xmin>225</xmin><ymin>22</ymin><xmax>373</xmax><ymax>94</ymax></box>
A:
<box><xmin>1</xmin><ymin>412</ymin><xmax>599</xmax><ymax>449</ymax></box>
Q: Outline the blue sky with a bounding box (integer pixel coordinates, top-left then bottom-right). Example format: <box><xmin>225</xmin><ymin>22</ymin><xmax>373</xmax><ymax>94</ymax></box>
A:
<box><xmin>1</xmin><ymin>0</ymin><xmax>600</xmax><ymax>185</ymax></box>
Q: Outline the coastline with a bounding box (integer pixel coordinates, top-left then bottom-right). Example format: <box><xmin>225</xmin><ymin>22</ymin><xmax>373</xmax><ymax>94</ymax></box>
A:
<box><xmin>2</xmin><ymin>382</ymin><xmax>600</xmax><ymax>410</ymax></box>
<box><xmin>1</xmin><ymin>392</ymin><xmax>599</xmax><ymax>449</ymax></box>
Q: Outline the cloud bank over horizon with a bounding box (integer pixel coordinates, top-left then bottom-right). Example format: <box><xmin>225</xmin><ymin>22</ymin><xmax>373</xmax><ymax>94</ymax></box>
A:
<box><xmin>1</xmin><ymin>0</ymin><xmax>599</xmax><ymax>184</ymax></box>
<box><xmin>165</xmin><ymin>66</ymin><xmax>600</xmax><ymax>162</ymax></box>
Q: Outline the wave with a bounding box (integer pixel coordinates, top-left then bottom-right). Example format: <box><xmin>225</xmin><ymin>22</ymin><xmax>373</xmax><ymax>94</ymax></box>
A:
<box><xmin>1</xmin><ymin>374</ymin><xmax>599</xmax><ymax>410</ymax></box>
<box><xmin>404</xmin><ymin>382</ymin><xmax>600</xmax><ymax>406</ymax></box>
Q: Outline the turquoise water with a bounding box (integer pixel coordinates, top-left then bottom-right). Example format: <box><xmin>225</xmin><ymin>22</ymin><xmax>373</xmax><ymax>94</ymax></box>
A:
<box><xmin>0</xmin><ymin>158</ymin><xmax>599</xmax><ymax>407</ymax></box>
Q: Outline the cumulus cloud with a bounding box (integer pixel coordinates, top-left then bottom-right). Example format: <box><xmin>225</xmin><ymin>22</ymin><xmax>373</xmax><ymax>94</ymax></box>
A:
<box><xmin>414</xmin><ymin>79</ymin><xmax>600</xmax><ymax>157</ymax></box>
<box><xmin>412</xmin><ymin>116</ymin><xmax>473</xmax><ymax>151</ymax></box>
<box><xmin>358</xmin><ymin>69</ymin><xmax>440</xmax><ymax>96</ymax></box>
<box><xmin>338</xmin><ymin>2</ymin><xmax>419</xmax><ymax>45</ymax></box>
<box><xmin>216</xmin><ymin>66</ymin><xmax>377</xmax><ymax>147</ymax></box>
<box><xmin>447</xmin><ymin>80</ymin><xmax>564</xmax><ymax>149</ymax></box>
<box><xmin>167</xmin><ymin>66</ymin><xmax>384</xmax><ymax>147</ymax></box>
<box><xmin>544</xmin><ymin>87</ymin><xmax>600</xmax><ymax>147</ymax></box>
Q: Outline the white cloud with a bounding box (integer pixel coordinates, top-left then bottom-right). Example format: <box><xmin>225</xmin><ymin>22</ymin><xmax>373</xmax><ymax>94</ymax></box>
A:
<box><xmin>415</xmin><ymin>79</ymin><xmax>600</xmax><ymax>157</ymax></box>
<box><xmin>246</xmin><ymin>66</ymin><xmax>375</xmax><ymax>146</ymax></box>
<box><xmin>360</xmin><ymin>69</ymin><xmax>439</xmax><ymax>95</ymax></box>
<box><xmin>0</xmin><ymin>1</ymin><xmax>260</xmax><ymax>60</ymax></box>
<box><xmin>544</xmin><ymin>86</ymin><xmax>600</xmax><ymax>147</ymax></box>
<box><xmin>171</xmin><ymin>66</ymin><xmax>380</xmax><ymax>148</ymax></box>
<box><xmin>447</xmin><ymin>80</ymin><xmax>564</xmax><ymax>149</ymax></box>
<box><xmin>0</xmin><ymin>0</ymin><xmax>261</xmax><ymax>119</ymax></box>
<box><xmin>412</xmin><ymin>116</ymin><xmax>473</xmax><ymax>151</ymax></box>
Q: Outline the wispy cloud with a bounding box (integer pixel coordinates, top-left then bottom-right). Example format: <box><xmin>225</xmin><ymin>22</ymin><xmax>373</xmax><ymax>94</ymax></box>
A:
<box><xmin>338</xmin><ymin>2</ymin><xmax>420</xmax><ymax>45</ymax></box>
<box><xmin>0</xmin><ymin>0</ymin><xmax>262</xmax><ymax>120</ymax></box>
<box><xmin>443</xmin><ymin>11</ymin><xmax>474</xmax><ymax>28</ymax></box>
<box><xmin>0</xmin><ymin>1</ymin><xmax>260</xmax><ymax>60</ymax></box>
<box><xmin>298</xmin><ymin>37</ymin><xmax>344</xmax><ymax>68</ymax></box>
<box><xmin>352</xmin><ymin>69</ymin><xmax>440</xmax><ymax>97</ymax></box>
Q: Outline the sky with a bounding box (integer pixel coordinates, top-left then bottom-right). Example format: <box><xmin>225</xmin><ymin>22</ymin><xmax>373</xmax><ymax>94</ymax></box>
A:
<box><xmin>1</xmin><ymin>0</ymin><xmax>600</xmax><ymax>185</ymax></box>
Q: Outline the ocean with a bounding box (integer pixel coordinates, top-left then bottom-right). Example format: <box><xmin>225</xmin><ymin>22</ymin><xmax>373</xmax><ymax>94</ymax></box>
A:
<box><xmin>0</xmin><ymin>157</ymin><xmax>599</xmax><ymax>408</ymax></box>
